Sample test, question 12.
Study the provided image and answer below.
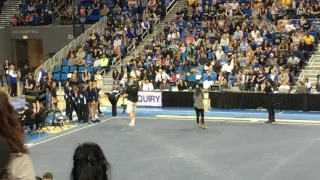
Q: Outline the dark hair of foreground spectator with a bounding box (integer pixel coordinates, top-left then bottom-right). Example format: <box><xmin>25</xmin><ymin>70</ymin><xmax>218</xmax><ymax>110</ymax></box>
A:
<box><xmin>71</xmin><ymin>142</ymin><xmax>111</xmax><ymax>180</ymax></box>
<box><xmin>0</xmin><ymin>90</ymin><xmax>26</xmax><ymax>154</ymax></box>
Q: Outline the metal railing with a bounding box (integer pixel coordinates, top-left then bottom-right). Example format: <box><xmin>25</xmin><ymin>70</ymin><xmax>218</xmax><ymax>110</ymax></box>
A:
<box><xmin>34</xmin><ymin>16</ymin><xmax>108</xmax><ymax>80</ymax></box>
<box><xmin>299</xmin><ymin>54</ymin><xmax>315</xmax><ymax>80</ymax></box>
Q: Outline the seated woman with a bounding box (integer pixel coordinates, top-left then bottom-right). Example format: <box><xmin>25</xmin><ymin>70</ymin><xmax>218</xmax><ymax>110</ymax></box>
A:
<box><xmin>177</xmin><ymin>79</ymin><xmax>187</xmax><ymax>90</ymax></box>
<box><xmin>36</xmin><ymin>101</ymin><xmax>48</xmax><ymax>130</ymax></box>
<box><xmin>20</xmin><ymin>103</ymin><xmax>35</xmax><ymax>131</ymax></box>
<box><xmin>160</xmin><ymin>79</ymin><xmax>171</xmax><ymax>90</ymax></box>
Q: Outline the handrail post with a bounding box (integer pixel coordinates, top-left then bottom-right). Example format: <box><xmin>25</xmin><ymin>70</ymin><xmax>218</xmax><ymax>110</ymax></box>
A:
<box><xmin>134</xmin><ymin>43</ymin><xmax>137</xmax><ymax>57</ymax></box>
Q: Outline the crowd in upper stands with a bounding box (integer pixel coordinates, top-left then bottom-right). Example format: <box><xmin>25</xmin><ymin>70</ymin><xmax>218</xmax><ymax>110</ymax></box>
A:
<box><xmin>52</xmin><ymin>0</ymin><xmax>169</xmax><ymax>84</ymax></box>
<box><xmin>12</xmin><ymin>0</ymin><xmax>67</xmax><ymax>26</ymax></box>
<box><xmin>0</xmin><ymin>0</ymin><xmax>6</xmax><ymax>13</ymax></box>
<box><xmin>59</xmin><ymin>0</ymin><xmax>167</xmax><ymax>24</ymax></box>
<box><xmin>109</xmin><ymin>0</ymin><xmax>319</xmax><ymax>93</ymax></box>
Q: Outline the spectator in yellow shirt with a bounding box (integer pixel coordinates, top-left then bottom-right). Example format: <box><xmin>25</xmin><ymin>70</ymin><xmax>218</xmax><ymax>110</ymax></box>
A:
<box><xmin>281</xmin><ymin>0</ymin><xmax>291</xmax><ymax>9</ymax></box>
<box><xmin>100</xmin><ymin>54</ymin><xmax>109</xmax><ymax>76</ymax></box>
<box><xmin>302</xmin><ymin>32</ymin><xmax>315</xmax><ymax>52</ymax></box>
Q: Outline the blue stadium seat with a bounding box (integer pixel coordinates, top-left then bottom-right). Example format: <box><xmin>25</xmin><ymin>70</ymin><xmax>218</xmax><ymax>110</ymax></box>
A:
<box><xmin>53</xmin><ymin>73</ymin><xmax>61</xmax><ymax>81</ymax></box>
<box><xmin>188</xmin><ymin>74</ymin><xmax>196</xmax><ymax>82</ymax></box>
<box><xmin>54</xmin><ymin>66</ymin><xmax>62</xmax><ymax>73</ymax></box>
<box><xmin>94</xmin><ymin>66</ymin><xmax>102</xmax><ymax>71</ymax></box>
<box><xmin>244</xmin><ymin>10</ymin><xmax>252</xmax><ymax>15</ymax></box>
<box><xmin>62</xmin><ymin>66</ymin><xmax>69</xmax><ymax>73</ymax></box>
<box><xmin>87</xmin><ymin>66</ymin><xmax>94</xmax><ymax>73</ymax></box>
<box><xmin>69</xmin><ymin>66</ymin><xmax>77</xmax><ymax>73</ymax></box>
<box><xmin>61</xmin><ymin>73</ymin><xmax>68</xmax><ymax>81</ymax></box>
<box><xmin>310</xmin><ymin>32</ymin><xmax>317</xmax><ymax>39</ymax></box>
<box><xmin>182</xmin><ymin>53</ymin><xmax>188</xmax><ymax>59</ymax></box>
<box><xmin>62</xmin><ymin>59</ymin><xmax>69</xmax><ymax>66</ymax></box>
<box><xmin>79</xmin><ymin>66</ymin><xmax>85</xmax><ymax>73</ymax></box>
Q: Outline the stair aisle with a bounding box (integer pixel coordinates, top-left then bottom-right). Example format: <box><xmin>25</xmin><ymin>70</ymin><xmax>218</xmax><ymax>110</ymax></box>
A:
<box><xmin>101</xmin><ymin>0</ymin><xmax>184</xmax><ymax>92</ymax></box>
<box><xmin>0</xmin><ymin>0</ymin><xmax>21</xmax><ymax>27</ymax></box>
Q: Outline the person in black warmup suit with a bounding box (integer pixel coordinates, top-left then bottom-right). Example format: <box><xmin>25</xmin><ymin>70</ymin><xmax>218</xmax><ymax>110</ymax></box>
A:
<box><xmin>263</xmin><ymin>79</ymin><xmax>275</xmax><ymax>123</ymax></box>
<box><xmin>108</xmin><ymin>86</ymin><xmax>120</xmax><ymax>117</ymax></box>
<box><xmin>77</xmin><ymin>84</ymin><xmax>89</xmax><ymax>124</ymax></box>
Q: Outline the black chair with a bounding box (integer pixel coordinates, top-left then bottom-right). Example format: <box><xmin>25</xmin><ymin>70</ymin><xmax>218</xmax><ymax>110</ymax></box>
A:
<box><xmin>52</xmin><ymin>110</ymin><xmax>70</xmax><ymax>130</ymax></box>
<box><xmin>23</xmin><ymin>114</ymin><xmax>36</xmax><ymax>135</ymax></box>
<box><xmin>37</xmin><ymin>111</ymin><xmax>50</xmax><ymax>133</ymax></box>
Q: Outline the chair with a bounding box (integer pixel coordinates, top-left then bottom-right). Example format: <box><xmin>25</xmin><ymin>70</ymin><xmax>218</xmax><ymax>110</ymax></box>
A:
<box><xmin>54</xmin><ymin>66</ymin><xmax>62</xmax><ymax>73</ymax></box>
<box><xmin>62</xmin><ymin>59</ymin><xmax>69</xmax><ymax>66</ymax></box>
<box><xmin>37</xmin><ymin>111</ymin><xmax>50</xmax><ymax>133</ymax></box>
<box><xmin>53</xmin><ymin>73</ymin><xmax>61</xmax><ymax>81</ymax></box>
<box><xmin>52</xmin><ymin>109</ymin><xmax>70</xmax><ymax>130</ymax></box>
<box><xmin>79</xmin><ymin>66</ymin><xmax>85</xmax><ymax>73</ymax></box>
<box><xmin>87</xmin><ymin>66</ymin><xmax>94</xmax><ymax>73</ymax></box>
<box><xmin>62</xmin><ymin>66</ymin><xmax>69</xmax><ymax>73</ymax></box>
<box><xmin>69</xmin><ymin>66</ymin><xmax>77</xmax><ymax>73</ymax></box>
<box><xmin>61</xmin><ymin>73</ymin><xmax>68</xmax><ymax>81</ymax></box>
<box><xmin>23</xmin><ymin>114</ymin><xmax>36</xmax><ymax>135</ymax></box>
<box><xmin>94</xmin><ymin>66</ymin><xmax>102</xmax><ymax>71</ymax></box>
<box><xmin>188</xmin><ymin>74</ymin><xmax>197</xmax><ymax>82</ymax></box>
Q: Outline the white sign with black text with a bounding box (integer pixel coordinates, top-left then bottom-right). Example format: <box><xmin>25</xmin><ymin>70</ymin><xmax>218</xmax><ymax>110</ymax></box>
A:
<box><xmin>138</xmin><ymin>91</ymin><xmax>162</xmax><ymax>107</ymax></box>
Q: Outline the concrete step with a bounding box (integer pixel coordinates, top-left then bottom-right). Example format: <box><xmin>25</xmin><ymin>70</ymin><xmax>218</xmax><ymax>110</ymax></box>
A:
<box><xmin>304</xmin><ymin>66</ymin><xmax>320</xmax><ymax>70</ymax></box>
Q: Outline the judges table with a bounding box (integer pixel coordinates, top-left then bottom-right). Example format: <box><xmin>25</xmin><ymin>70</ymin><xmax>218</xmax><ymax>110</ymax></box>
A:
<box><xmin>162</xmin><ymin>91</ymin><xmax>195</xmax><ymax>107</ymax></box>
<box><xmin>210</xmin><ymin>92</ymin><xmax>320</xmax><ymax>111</ymax></box>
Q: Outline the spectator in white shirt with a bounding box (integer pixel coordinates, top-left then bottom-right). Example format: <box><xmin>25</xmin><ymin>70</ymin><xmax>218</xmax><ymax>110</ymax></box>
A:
<box><xmin>251</xmin><ymin>27</ymin><xmax>259</xmax><ymax>39</ymax></box>
<box><xmin>287</xmin><ymin>54</ymin><xmax>299</xmax><ymax>65</ymax></box>
<box><xmin>215</xmin><ymin>47</ymin><xmax>225</xmax><ymax>60</ymax></box>
<box><xmin>142</xmin><ymin>79</ymin><xmax>154</xmax><ymax>91</ymax></box>
<box><xmin>155</xmin><ymin>69</ymin><xmax>170</xmax><ymax>85</ymax></box>
<box><xmin>303</xmin><ymin>76</ymin><xmax>312</xmax><ymax>89</ymax></box>
<box><xmin>141</xmin><ymin>18</ymin><xmax>150</xmax><ymax>30</ymax></box>
<box><xmin>129</xmin><ymin>67</ymin><xmax>141</xmax><ymax>80</ymax></box>
<box><xmin>220</xmin><ymin>34</ymin><xmax>229</xmax><ymax>47</ymax></box>
<box><xmin>285</xmin><ymin>21</ymin><xmax>296</xmax><ymax>32</ymax></box>
<box><xmin>279</xmin><ymin>81</ymin><xmax>291</xmax><ymax>92</ymax></box>
<box><xmin>234</xmin><ymin>26</ymin><xmax>243</xmax><ymax>40</ymax></box>
<box><xmin>254</xmin><ymin>32</ymin><xmax>264</xmax><ymax>45</ymax></box>
<box><xmin>113</xmin><ymin>36</ymin><xmax>122</xmax><ymax>47</ymax></box>
<box><xmin>221</xmin><ymin>60</ymin><xmax>234</xmax><ymax>73</ymax></box>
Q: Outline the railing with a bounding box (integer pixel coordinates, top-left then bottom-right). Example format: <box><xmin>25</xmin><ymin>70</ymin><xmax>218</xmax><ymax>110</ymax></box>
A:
<box><xmin>34</xmin><ymin>16</ymin><xmax>108</xmax><ymax>81</ymax></box>
<box><xmin>299</xmin><ymin>54</ymin><xmax>315</xmax><ymax>80</ymax></box>
<box><xmin>165</xmin><ymin>0</ymin><xmax>178</xmax><ymax>15</ymax></box>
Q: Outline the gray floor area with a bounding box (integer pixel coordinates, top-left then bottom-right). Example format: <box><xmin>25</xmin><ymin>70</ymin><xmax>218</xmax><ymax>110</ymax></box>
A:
<box><xmin>29</xmin><ymin>117</ymin><xmax>320</xmax><ymax>180</ymax></box>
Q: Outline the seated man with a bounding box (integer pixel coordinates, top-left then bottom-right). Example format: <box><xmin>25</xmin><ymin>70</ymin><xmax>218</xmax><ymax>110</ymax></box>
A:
<box><xmin>36</xmin><ymin>101</ymin><xmax>48</xmax><ymax>129</ymax></box>
<box><xmin>233</xmin><ymin>77</ymin><xmax>245</xmax><ymax>91</ymax></box>
<box><xmin>20</xmin><ymin>103</ymin><xmax>35</xmax><ymax>131</ymax></box>
<box><xmin>245</xmin><ymin>68</ymin><xmax>256</xmax><ymax>91</ymax></box>
<box><xmin>302</xmin><ymin>32</ymin><xmax>315</xmax><ymax>52</ymax></box>
<box><xmin>296</xmin><ymin>81</ymin><xmax>309</xmax><ymax>94</ymax></box>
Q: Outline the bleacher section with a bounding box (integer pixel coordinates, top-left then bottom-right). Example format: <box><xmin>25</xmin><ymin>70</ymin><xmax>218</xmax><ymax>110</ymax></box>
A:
<box><xmin>13</xmin><ymin>0</ymin><xmax>66</xmax><ymax>25</ymax></box>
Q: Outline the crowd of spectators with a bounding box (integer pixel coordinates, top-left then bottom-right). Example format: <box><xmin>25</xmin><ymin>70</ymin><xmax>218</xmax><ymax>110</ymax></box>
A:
<box><xmin>53</xmin><ymin>0</ymin><xmax>170</xmax><ymax>85</ymax></box>
<box><xmin>109</xmin><ymin>0</ymin><xmax>319</xmax><ymax>93</ymax></box>
<box><xmin>12</xmin><ymin>0</ymin><xmax>67</xmax><ymax>26</ymax></box>
<box><xmin>59</xmin><ymin>0</ymin><xmax>167</xmax><ymax>25</ymax></box>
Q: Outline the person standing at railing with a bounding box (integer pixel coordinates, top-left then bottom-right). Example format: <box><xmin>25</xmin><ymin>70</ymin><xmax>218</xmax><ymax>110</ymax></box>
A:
<box><xmin>3</xmin><ymin>60</ymin><xmax>10</xmax><ymax>92</ymax></box>
<box><xmin>8</xmin><ymin>64</ymin><xmax>20</xmax><ymax>97</ymax></box>
<box><xmin>141</xmin><ymin>18</ymin><xmax>150</xmax><ymax>32</ymax></box>
<box><xmin>37</xmin><ymin>67</ymin><xmax>46</xmax><ymax>90</ymax></box>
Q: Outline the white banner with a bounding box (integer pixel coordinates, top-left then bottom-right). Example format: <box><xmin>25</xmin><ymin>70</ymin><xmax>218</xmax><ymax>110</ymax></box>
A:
<box><xmin>138</xmin><ymin>91</ymin><xmax>162</xmax><ymax>107</ymax></box>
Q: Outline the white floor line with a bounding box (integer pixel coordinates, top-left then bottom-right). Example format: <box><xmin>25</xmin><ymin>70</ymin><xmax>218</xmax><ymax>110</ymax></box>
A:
<box><xmin>116</xmin><ymin>117</ymin><xmax>320</xmax><ymax>126</ymax></box>
<box><xmin>278</xmin><ymin>111</ymin><xmax>285</xmax><ymax>115</ymax></box>
<box><xmin>27</xmin><ymin>117</ymin><xmax>114</xmax><ymax>148</ymax></box>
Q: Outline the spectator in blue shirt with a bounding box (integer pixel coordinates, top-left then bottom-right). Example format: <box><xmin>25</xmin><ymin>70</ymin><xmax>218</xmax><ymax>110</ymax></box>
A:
<box><xmin>85</xmin><ymin>54</ymin><xmax>94</xmax><ymax>66</ymax></box>
<box><xmin>252</xmin><ymin>61</ymin><xmax>262</xmax><ymax>73</ymax></box>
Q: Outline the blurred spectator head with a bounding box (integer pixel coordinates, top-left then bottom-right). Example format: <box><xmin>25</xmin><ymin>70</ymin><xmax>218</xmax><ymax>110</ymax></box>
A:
<box><xmin>71</xmin><ymin>142</ymin><xmax>110</xmax><ymax>180</ymax></box>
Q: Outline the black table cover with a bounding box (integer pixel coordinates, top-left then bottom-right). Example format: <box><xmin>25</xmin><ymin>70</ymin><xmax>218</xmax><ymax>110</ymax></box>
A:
<box><xmin>162</xmin><ymin>91</ymin><xmax>194</xmax><ymax>107</ymax></box>
<box><xmin>210</xmin><ymin>92</ymin><xmax>320</xmax><ymax>111</ymax></box>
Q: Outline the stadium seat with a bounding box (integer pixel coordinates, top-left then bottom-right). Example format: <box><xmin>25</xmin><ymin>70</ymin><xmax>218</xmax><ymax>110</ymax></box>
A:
<box><xmin>62</xmin><ymin>60</ymin><xmax>69</xmax><ymax>66</ymax></box>
<box><xmin>87</xmin><ymin>66</ymin><xmax>94</xmax><ymax>73</ymax></box>
<box><xmin>310</xmin><ymin>32</ymin><xmax>317</xmax><ymax>39</ymax></box>
<box><xmin>69</xmin><ymin>66</ymin><xmax>77</xmax><ymax>73</ymax></box>
<box><xmin>53</xmin><ymin>73</ymin><xmax>61</xmax><ymax>81</ymax></box>
<box><xmin>79</xmin><ymin>66</ymin><xmax>85</xmax><ymax>73</ymax></box>
<box><xmin>54</xmin><ymin>66</ymin><xmax>62</xmax><ymax>73</ymax></box>
<box><xmin>94</xmin><ymin>66</ymin><xmax>102</xmax><ymax>71</ymax></box>
<box><xmin>61</xmin><ymin>73</ymin><xmax>68</xmax><ymax>81</ymax></box>
<box><xmin>188</xmin><ymin>74</ymin><xmax>196</xmax><ymax>82</ymax></box>
<box><xmin>62</xmin><ymin>66</ymin><xmax>69</xmax><ymax>73</ymax></box>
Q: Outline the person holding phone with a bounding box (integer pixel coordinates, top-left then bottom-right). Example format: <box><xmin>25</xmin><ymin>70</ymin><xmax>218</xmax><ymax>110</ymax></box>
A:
<box><xmin>193</xmin><ymin>87</ymin><xmax>207</xmax><ymax>129</ymax></box>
